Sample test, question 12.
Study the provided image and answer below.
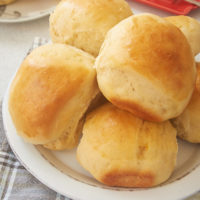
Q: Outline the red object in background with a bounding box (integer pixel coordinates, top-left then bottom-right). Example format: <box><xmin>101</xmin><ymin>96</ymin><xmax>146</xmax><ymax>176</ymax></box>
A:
<box><xmin>133</xmin><ymin>0</ymin><xmax>199</xmax><ymax>15</ymax></box>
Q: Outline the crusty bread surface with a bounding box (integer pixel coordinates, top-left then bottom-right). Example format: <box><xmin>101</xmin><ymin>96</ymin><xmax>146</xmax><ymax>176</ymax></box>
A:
<box><xmin>95</xmin><ymin>14</ymin><xmax>196</xmax><ymax>122</ymax></box>
<box><xmin>77</xmin><ymin>103</ymin><xmax>178</xmax><ymax>187</ymax></box>
<box><xmin>50</xmin><ymin>0</ymin><xmax>133</xmax><ymax>56</ymax></box>
<box><xmin>9</xmin><ymin>43</ymin><xmax>99</xmax><ymax>148</ymax></box>
<box><xmin>165</xmin><ymin>15</ymin><xmax>200</xmax><ymax>56</ymax></box>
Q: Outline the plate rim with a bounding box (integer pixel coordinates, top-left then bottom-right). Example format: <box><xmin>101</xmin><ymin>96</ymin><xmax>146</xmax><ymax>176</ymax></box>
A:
<box><xmin>2</xmin><ymin>77</ymin><xmax>200</xmax><ymax>200</ymax></box>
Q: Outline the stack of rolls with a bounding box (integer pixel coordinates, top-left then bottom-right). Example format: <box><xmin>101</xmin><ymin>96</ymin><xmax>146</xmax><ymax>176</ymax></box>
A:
<box><xmin>8</xmin><ymin>0</ymin><xmax>200</xmax><ymax>188</ymax></box>
<box><xmin>9</xmin><ymin>0</ymin><xmax>132</xmax><ymax>151</ymax></box>
<box><xmin>78</xmin><ymin>13</ymin><xmax>197</xmax><ymax>187</ymax></box>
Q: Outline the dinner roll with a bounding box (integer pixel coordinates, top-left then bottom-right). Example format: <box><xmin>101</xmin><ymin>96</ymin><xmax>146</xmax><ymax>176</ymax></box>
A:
<box><xmin>172</xmin><ymin>63</ymin><xmax>200</xmax><ymax>143</ymax></box>
<box><xmin>95</xmin><ymin>14</ymin><xmax>196</xmax><ymax>122</ymax></box>
<box><xmin>9</xmin><ymin>43</ymin><xmax>99</xmax><ymax>149</ymax></box>
<box><xmin>50</xmin><ymin>0</ymin><xmax>133</xmax><ymax>57</ymax></box>
<box><xmin>0</xmin><ymin>0</ymin><xmax>16</xmax><ymax>5</ymax></box>
<box><xmin>77</xmin><ymin>103</ymin><xmax>178</xmax><ymax>187</ymax></box>
<box><xmin>165</xmin><ymin>16</ymin><xmax>200</xmax><ymax>56</ymax></box>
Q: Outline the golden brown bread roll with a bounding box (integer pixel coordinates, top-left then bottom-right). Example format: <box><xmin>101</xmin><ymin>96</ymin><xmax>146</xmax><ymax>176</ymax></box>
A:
<box><xmin>9</xmin><ymin>43</ymin><xmax>99</xmax><ymax>149</ymax></box>
<box><xmin>49</xmin><ymin>0</ymin><xmax>133</xmax><ymax>57</ymax></box>
<box><xmin>95</xmin><ymin>14</ymin><xmax>196</xmax><ymax>122</ymax></box>
<box><xmin>171</xmin><ymin>62</ymin><xmax>200</xmax><ymax>143</ymax></box>
<box><xmin>77</xmin><ymin>103</ymin><xmax>178</xmax><ymax>187</ymax></box>
<box><xmin>0</xmin><ymin>0</ymin><xmax>16</xmax><ymax>5</ymax></box>
<box><xmin>165</xmin><ymin>16</ymin><xmax>200</xmax><ymax>56</ymax></box>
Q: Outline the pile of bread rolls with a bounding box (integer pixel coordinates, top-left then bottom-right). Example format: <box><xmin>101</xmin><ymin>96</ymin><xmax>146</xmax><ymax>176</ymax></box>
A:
<box><xmin>8</xmin><ymin>0</ymin><xmax>200</xmax><ymax>188</ymax></box>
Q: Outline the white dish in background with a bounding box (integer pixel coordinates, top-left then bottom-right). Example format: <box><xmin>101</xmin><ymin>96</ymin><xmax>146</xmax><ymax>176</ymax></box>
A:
<box><xmin>2</xmin><ymin>2</ymin><xmax>200</xmax><ymax>200</ymax></box>
<box><xmin>0</xmin><ymin>0</ymin><xmax>58</xmax><ymax>23</ymax></box>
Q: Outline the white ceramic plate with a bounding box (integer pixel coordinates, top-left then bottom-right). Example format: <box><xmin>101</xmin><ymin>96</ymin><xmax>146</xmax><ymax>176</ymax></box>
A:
<box><xmin>2</xmin><ymin>2</ymin><xmax>200</xmax><ymax>200</ymax></box>
<box><xmin>0</xmin><ymin>0</ymin><xmax>58</xmax><ymax>23</ymax></box>
<box><xmin>2</xmin><ymin>76</ymin><xmax>200</xmax><ymax>200</ymax></box>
